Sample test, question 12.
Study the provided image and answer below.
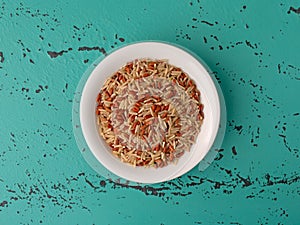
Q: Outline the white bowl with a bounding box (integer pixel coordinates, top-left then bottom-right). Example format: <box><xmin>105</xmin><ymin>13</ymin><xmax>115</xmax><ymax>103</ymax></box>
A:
<box><xmin>80</xmin><ymin>42</ymin><xmax>220</xmax><ymax>183</ymax></box>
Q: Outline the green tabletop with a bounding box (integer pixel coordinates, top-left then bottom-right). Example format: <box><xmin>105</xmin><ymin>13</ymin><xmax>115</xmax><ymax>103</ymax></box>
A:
<box><xmin>1</xmin><ymin>0</ymin><xmax>300</xmax><ymax>224</ymax></box>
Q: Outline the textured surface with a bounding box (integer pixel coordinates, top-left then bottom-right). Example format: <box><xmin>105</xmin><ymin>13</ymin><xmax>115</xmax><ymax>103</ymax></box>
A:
<box><xmin>1</xmin><ymin>0</ymin><xmax>300</xmax><ymax>224</ymax></box>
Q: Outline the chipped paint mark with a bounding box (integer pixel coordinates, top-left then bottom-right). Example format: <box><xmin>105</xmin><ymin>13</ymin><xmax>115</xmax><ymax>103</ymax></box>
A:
<box><xmin>264</xmin><ymin>173</ymin><xmax>300</xmax><ymax>186</ymax></box>
<box><xmin>245</xmin><ymin>40</ymin><xmax>257</xmax><ymax>49</ymax></box>
<box><xmin>201</xmin><ymin>20</ymin><xmax>214</xmax><ymax>26</ymax></box>
<box><xmin>278</xmin><ymin>134</ymin><xmax>299</xmax><ymax>157</ymax></box>
<box><xmin>287</xmin><ymin>6</ymin><xmax>300</xmax><ymax>14</ymax></box>
<box><xmin>0</xmin><ymin>51</ymin><xmax>4</xmax><ymax>63</ymax></box>
<box><xmin>110</xmin><ymin>180</ymin><xmax>170</xmax><ymax>197</ymax></box>
<box><xmin>231</xmin><ymin>146</ymin><xmax>237</xmax><ymax>155</ymax></box>
<box><xmin>236</xmin><ymin>174</ymin><xmax>252</xmax><ymax>187</ymax></box>
<box><xmin>85</xmin><ymin>177</ymin><xmax>98</xmax><ymax>189</ymax></box>
<box><xmin>47</xmin><ymin>48</ymin><xmax>73</xmax><ymax>58</ymax></box>
<box><xmin>0</xmin><ymin>200</ymin><xmax>8</xmax><ymax>207</ymax></box>
<box><xmin>234</xmin><ymin>125</ymin><xmax>243</xmax><ymax>134</ymax></box>
<box><xmin>73</xmin><ymin>25</ymin><xmax>80</xmax><ymax>30</ymax></box>
<box><xmin>278</xmin><ymin>63</ymin><xmax>300</xmax><ymax>80</ymax></box>
<box><xmin>214</xmin><ymin>149</ymin><xmax>224</xmax><ymax>161</ymax></box>
<box><xmin>78</xmin><ymin>46</ymin><xmax>107</xmax><ymax>55</ymax></box>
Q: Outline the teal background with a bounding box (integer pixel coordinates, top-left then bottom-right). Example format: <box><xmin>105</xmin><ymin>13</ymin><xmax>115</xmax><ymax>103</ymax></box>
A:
<box><xmin>1</xmin><ymin>0</ymin><xmax>300</xmax><ymax>224</ymax></box>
